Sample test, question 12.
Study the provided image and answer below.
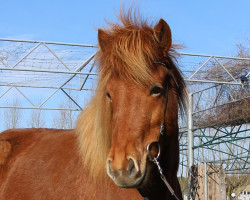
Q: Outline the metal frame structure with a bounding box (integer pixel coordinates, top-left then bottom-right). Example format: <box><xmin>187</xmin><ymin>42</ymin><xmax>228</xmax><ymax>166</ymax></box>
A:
<box><xmin>178</xmin><ymin>53</ymin><xmax>250</xmax><ymax>198</ymax></box>
<box><xmin>0</xmin><ymin>38</ymin><xmax>98</xmax><ymax>113</ymax></box>
<box><xmin>0</xmin><ymin>39</ymin><xmax>249</xmax><ymax>195</ymax></box>
<box><xmin>174</xmin><ymin>52</ymin><xmax>250</xmax><ymax>169</ymax></box>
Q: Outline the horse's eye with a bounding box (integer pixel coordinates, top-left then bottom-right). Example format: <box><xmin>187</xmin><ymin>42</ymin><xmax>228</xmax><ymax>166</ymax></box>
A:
<box><xmin>106</xmin><ymin>92</ymin><xmax>112</xmax><ymax>99</ymax></box>
<box><xmin>150</xmin><ymin>86</ymin><xmax>163</xmax><ymax>96</ymax></box>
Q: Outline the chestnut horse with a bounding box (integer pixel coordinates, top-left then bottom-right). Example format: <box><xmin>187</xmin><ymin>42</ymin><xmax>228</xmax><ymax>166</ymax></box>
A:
<box><xmin>0</xmin><ymin>12</ymin><xmax>186</xmax><ymax>200</ymax></box>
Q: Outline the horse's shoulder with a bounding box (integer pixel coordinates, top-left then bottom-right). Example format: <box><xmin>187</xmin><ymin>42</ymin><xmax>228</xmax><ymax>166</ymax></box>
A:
<box><xmin>0</xmin><ymin>128</ymin><xmax>75</xmax><ymax>166</ymax></box>
<box><xmin>0</xmin><ymin>129</ymin><xmax>30</xmax><ymax>166</ymax></box>
<box><xmin>0</xmin><ymin>140</ymin><xmax>11</xmax><ymax>166</ymax></box>
<box><xmin>0</xmin><ymin>128</ymin><xmax>74</xmax><ymax>140</ymax></box>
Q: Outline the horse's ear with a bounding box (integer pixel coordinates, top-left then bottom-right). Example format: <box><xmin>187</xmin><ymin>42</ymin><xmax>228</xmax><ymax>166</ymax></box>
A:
<box><xmin>98</xmin><ymin>29</ymin><xmax>109</xmax><ymax>51</ymax></box>
<box><xmin>154</xmin><ymin>19</ymin><xmax>172</xmax><ymax>56</ymax></box>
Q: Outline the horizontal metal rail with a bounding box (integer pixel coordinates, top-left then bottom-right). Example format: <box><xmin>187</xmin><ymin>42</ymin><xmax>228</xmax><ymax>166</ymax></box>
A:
<box><xmin>0</xmin><ymin>67</ymin><xmax>98</xmax><ymax>75</ymax></box>
<box><xmin>184</xmin><ymin>79</ymin><xmax>247</xmax><ymax>85</ymax></box>
<box><xmin>0</xmin><ymin>84</ymin><xmax>96</xmax><ymax>91</ymax></box>
<box><xmin>0</xmin><ymin>106</ymin><xmax>82</xmax><ymax>111</ymax></box>
<box><xmin>0</xmin><ymin>38</ymin><xmax>98</xmax><ymax>48</ymax></box>
<box><xmin>179</xmin><ymin>52</ymin><xmax>250</xmax><ymax>61</ymax></box>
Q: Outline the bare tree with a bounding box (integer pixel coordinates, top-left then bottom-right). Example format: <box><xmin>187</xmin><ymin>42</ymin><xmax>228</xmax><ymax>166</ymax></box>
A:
<box><xmin>4</xmin><ymin>98</ymin><xmax>22</xmax><ymax>129</ymax></box>
<box><xmin>226</xmin><ymin>174</ymin><xmax>250</xmax><ymax>199</ymax></box>
<box><xmin>28</xmin><ymin>109</ymin><xmax>46</xmax><ymax>128</ymax></box>
<box><xmin>53</xmin><ymin>91</ymin><xmax>78</xmax><ymax>129</ymax></box>
<box><xmin>26</xmin><ymin>98</ymin><xmax>46</xmax><ymax>128</ymax></box>
<box><xmin>194</xmin><ymin>40</ymin><xmax>250</xmax><ymax>127</ymax></box>
<box><xmin>53</xmin><ymin>108</ymin><xmax>75</xmax><ymax>129</ymax></box>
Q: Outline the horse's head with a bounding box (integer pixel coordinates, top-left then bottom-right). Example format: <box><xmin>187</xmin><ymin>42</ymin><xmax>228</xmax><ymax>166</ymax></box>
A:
<box><xmin>96</xmin><ymin>15</ymin><xmax>186</xmax><ymax>188</ymax></box>
<box><xmin>105</xmin><ymin>74</ymin><xmax>171</xmax><ymax>188</ymax></box>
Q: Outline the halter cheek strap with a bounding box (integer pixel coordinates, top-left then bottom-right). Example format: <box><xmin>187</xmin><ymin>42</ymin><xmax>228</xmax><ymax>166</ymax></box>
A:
<box><xmin>153</xmin><ymin>61</ymin><xmax>179</xmax><ymax>88</ymax></box>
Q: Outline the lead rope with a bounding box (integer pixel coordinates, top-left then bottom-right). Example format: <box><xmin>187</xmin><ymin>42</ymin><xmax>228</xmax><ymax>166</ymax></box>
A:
<box><xmin>147</xmin><ymin>130</ymin><xmax>180</xmax><ymax>200</ymax></box>
<box><xmin>152</xmin><ymin>157</ymin><xmax>180</xmax><ymax>200</ymax></box>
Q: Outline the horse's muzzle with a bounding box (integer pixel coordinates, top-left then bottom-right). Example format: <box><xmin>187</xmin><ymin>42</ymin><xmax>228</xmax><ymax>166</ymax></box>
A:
<box><xmin>107</xmin><ymin>157</ymin><xmax>144</xmax><ymax>188</ymax></box>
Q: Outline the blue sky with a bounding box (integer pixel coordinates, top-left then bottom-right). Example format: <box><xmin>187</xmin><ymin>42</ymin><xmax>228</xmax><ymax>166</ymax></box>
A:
<box><xmin>1</xmin><ymin>0</ymin><xmax>250</xmax><ymax>56</ymax></box>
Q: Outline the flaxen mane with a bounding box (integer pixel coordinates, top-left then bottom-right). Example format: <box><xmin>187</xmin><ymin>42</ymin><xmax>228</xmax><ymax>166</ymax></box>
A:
<box><xmin>76</xmin><ymin>11</ymin><xmax>186</xmax><ymax>182</ymax></box>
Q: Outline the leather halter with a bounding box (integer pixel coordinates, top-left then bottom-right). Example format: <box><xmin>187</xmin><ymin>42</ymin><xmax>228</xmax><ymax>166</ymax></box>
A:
<box><xmin>147</xmin><ymin>61</ymin><xmax>171</xmax><ymax>157</ymax></box>
<box><xmin>137</xmin><ymin>61</ymin><xmax>180</xmax><ymax>200</ymax></box>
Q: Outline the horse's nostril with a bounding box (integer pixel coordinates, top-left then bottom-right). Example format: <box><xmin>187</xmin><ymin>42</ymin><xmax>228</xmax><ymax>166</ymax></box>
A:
<box><xmin>107</xmin><ymin>159</ymin><xmax>115</xmax><ymax>180</ymax></box>
<box><xmin>127</xmin><ymin>158</ymin><xmax>136</xmax><ymax>177</ymax></box>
